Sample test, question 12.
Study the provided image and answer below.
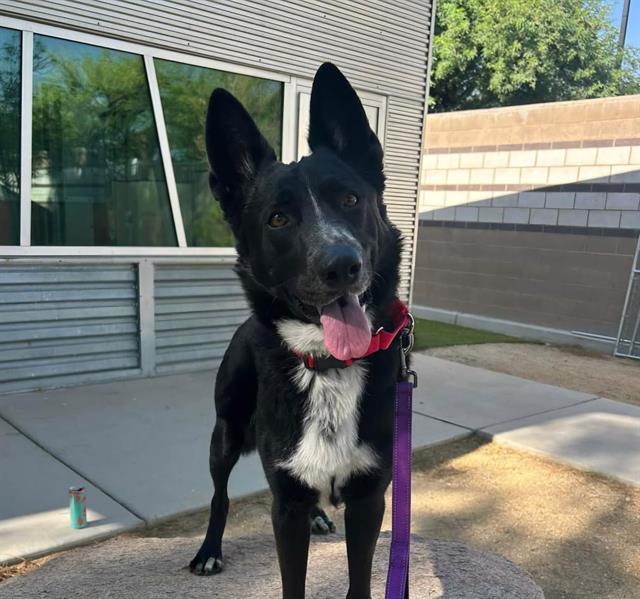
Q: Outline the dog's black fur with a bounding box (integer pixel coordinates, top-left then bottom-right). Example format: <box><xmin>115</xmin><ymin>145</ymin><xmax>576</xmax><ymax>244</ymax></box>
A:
<box><xmin>190</xmin><ymin>63</ymin><xmax>404</xmax><ymax>599</ymax></box>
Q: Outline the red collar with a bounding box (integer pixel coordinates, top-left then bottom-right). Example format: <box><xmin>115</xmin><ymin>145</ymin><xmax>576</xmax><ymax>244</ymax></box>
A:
<box><xmin>296</xmin><ymin>298</ymin><xmax>411</xmax><ymax>371</ymax></box>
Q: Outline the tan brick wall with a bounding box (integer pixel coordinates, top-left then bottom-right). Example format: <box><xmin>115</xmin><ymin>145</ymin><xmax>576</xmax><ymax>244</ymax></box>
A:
<box><xmin>414</xmin><ymin>225</ymin><xmax>637</xmax><ymax>337</ymax></box>
<box><xmin>425</xmin><ymin>95</ymin><xmax>640</xmax><ymax>149</ymax></box>
<box><xmin>420</xmin><ymin>96</ymin><xmax>640</xmax><ymax>230</ymax></box>
<box><xmin>414</xmin><ymin>96</ymin><xmax>640</xmax><ymax>340</ymax></box>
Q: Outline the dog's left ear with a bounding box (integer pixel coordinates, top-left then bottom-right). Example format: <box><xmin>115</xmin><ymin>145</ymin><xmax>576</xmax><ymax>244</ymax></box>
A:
<box><xmin>308</xmin><ymin>63</ymin><xmax>384</xmax><ymax>193</ymax></box>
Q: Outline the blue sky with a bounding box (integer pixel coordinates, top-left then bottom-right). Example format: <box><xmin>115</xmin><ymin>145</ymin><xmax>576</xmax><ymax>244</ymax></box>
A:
<box><xmin>609</xmin><ymin>0</ymin><xmax>640</xmax><ymax>48</ymax></box>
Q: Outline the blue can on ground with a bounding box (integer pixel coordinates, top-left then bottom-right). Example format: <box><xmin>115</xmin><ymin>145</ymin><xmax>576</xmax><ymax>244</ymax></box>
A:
<box><xmin>69</xmin><ymin>487</ymin><xmax>87</xmax><ymax>529</ymax></box>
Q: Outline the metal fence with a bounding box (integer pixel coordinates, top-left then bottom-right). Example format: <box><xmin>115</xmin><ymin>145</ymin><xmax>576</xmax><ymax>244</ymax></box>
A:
<box><xmin>615</xmin><ymin>234</ymin><xmax>640</xmax><ymax>359</ymax></box>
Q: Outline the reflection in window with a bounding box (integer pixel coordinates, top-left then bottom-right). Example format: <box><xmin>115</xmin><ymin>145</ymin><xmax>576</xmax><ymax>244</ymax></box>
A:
<box><xmin>31</xmin><ymin>36</ymin><xmax>176</xmax><ymax>246</ymax></box>
<box><xmin>155</xmin><ymin>60</ymin><xmax>283</xmax><ymax>246</ymax></box>
<box><xmin>0</xmin><ymin>27</ymin><xmax>21</xmax><ymax>245</ymax></box>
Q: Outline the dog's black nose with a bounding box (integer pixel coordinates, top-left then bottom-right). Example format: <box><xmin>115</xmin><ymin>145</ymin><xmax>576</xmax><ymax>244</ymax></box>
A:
<box><xmin>322</xmin><ymin>245</ymin><xmax>362</xmax><ymax>288</ymax></box>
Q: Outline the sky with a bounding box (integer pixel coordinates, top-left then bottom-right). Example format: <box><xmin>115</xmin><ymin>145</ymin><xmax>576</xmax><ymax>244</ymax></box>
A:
<box><xmin>609</xmin><ymin>0</ymin><xmax>640</xmax><ymax>49</ymax></box>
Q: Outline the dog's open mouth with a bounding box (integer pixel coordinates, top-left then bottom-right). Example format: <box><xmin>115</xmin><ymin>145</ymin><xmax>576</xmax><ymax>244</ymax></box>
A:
<box><xmin>319</xmin><ymin>294</ymin><xmax>371</xmax><ymax>361</ymax></box>
<box><xmin>292</xmin><ymin>291</ymin><xmax>372</xmax><ymax>361</ymax></box>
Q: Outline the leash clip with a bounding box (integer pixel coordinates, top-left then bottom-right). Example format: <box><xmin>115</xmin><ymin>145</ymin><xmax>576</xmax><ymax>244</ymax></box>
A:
<box><xmin>398</xmin><ymin>313</ymin><xmax>418</xmax><ymax>388</ymax></box>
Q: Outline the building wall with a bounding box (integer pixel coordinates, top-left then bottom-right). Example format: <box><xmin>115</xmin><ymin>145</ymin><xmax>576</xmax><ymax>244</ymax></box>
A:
<box><xmin>415</xmin><ymin>95</ymin><xmax>640</xmax><ymax>342</ymax></box>
<box><xmin>1</xmin><ymin>0</ymin><xmax>433</xmax><ymax>298</ymax></box>
<box><xmin>0</xmin><ymin>2</ymin><xmax>433</xmax><ymax>393</ymax></box>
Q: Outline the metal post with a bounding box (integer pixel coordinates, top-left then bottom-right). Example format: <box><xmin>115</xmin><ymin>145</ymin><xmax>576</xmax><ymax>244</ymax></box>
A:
<box><xmin>138</xmin><ymin>260</ymin><xmax>156</xmax><ymax>375</ymax></box>
<box><xmin>619</xmin><ymin>0</ymin><xmax>631</xmax><ymax>48</ymax></box>
<box><xmin>628</xmin><ymin>288</ymin><xmax>640</xmax><ymax>355</ymax></box>
<box><xmin>614</xmin><ymin>233</ymin><xmax>640</xmax><ymax>359</ymax></box>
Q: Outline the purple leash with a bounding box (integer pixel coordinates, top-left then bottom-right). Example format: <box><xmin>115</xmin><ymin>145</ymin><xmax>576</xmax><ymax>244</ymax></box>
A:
<box><xmin>385</xmin><ymin>326</ymin><xmax>417</xmax><ymax>599</ymax></box>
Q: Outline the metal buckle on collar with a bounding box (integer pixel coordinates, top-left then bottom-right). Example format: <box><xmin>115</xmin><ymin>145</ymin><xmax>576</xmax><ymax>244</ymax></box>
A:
<box><xmin>399</xmin><ymin>313</ymin><xmax>418</xmax><ymax>388</ymax></box>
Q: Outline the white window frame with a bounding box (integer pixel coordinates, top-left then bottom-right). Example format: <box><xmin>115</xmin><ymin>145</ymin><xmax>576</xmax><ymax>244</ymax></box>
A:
<box><xmin>287</xmin><ymin>78</ymin><xmax>388</xmax><ymax>160</ymax></box>
<box><xmin>0</xmin><ymin>16</ymin><xmax>388</xmax><ymax>258</ymax></box>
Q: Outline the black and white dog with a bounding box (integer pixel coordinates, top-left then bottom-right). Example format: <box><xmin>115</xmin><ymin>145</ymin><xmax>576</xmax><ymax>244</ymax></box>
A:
<box><xmin>190</xmin><ymin>63</ymin><xmax>404</xmax><ymax>599</ymax></box>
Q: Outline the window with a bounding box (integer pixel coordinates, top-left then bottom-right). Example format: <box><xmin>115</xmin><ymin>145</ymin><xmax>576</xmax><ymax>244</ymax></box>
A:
<box><xmin>31</xmin><ymin>36</ymin><xmax>176</xmax><ymax>246</ymax></box>
<box><xmin>0</xmin><ymin>27</ymin><xmax>21</xmax><ymax>245</ymax></box>
<box><xmin>1</xmin><ymin>22</ymin><xmax>387</xmax><ymax>251</ymax></box>
<box><xmin>155</xmin><ymin>60</ymin><xmax>283</xmax><ymax>247</ymax></box>
<box><xmin>295</xmin><ymin>89</ymin><xmax>384</xmax><ymax>160</ymax></box>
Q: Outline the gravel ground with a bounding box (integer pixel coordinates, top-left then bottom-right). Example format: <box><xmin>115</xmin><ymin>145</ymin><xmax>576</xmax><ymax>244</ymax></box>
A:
<box><xmin>3</xmin><ymin>345</ymin><xmax>639</xmax><ymax>597</ymax></box>
<box><xmin>135</xmin><ymin>436</ymin><xmax>640</xmax><ymax>599</ymax></box>
<box><xmin>425</xmin><ymin>343</ymin><xmax>640</xmax><ymax>407</ymax></box>
<box><xmin>3</xmin><ymin>437</ymin><xmax>639</xmax><ymax>598</ymax></box>
<box><xmin>0</xmin><ymin>534</ymin><xmax>544</xmax><ymax>599</ymax></box>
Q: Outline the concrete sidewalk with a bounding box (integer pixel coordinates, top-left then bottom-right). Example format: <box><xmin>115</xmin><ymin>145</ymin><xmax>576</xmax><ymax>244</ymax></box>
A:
<box><xmin>1</xmin><ymin>353</ymin><xmax>639</xmax><ymax>564</ymax></box>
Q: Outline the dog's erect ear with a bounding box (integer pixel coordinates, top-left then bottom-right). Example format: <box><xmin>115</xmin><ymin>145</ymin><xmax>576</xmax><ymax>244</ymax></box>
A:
<box><xmin>308</xmin><ymin>63</ymin><xmax>384</xmax><ymax>192</ymax></box>
<box><xmin>205</xmin><ymin>88</ymin><xmax>276</xmax><ymax>227</ymax></box>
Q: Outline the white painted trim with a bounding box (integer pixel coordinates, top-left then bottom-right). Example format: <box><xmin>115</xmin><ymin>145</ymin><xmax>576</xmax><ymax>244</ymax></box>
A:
<box><xmin>377</xmin><ymin>94</ymin><xmax>388</xmax><ymax>148</ymax></box>
<box><xmin>293</xmin><ymin>77</ymin><xmax>388</xmax><ymax>112</ymax></box>
<box><xmin>0</xmin><ymin>256</ymin><xmax>237</xmax><ymax>267</ymax></box>
<box><xmin>0</xmin><ymin>246</ymin><xmax>237</xmax><ymax>257</ymax></box>
<box><xmin>292</xmin><ymin>76</ymin><xmax>388</xmax><ymax>160</ymax></box>
<box><xmin>412</xmin><ymin>304</ymin><xmax>616</xmax><ymax>354</ymax></box>
<box><xmin>281</xmin><ymin>79</ymin><xmax>297</xmax><ymax>164</ymax></box>
<box><xmin>19</xmin><ymin>30</ymin><xmax>33</xmax><ymax>247</ymax></box>
<box><xmin>1</xmin><ymin>15</ymin><xmax>291</xmax><ymax>84</ymax></box>
<box><xmin>144</xmin><ymin>55</ymin><xmax>187</xmax><ymax>248</ymax></box>
<box><xmin>4</xmin><ymin>14</ymin><xmax>293</xmax><ymax>254</ymax></box>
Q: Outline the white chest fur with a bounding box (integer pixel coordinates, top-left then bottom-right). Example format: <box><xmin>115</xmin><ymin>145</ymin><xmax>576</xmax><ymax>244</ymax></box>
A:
<box><xmin>276</xmin><ymin>320</ymin><xmax>378</xmax><ymax>502</ymax></box>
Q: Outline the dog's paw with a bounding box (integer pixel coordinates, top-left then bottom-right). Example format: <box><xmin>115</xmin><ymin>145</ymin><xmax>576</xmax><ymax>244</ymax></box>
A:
<box><xmin>189</xmin><ymin>551</ymin><xmax>224</xmax><ymax>576</ymax></box>
<box><xmin>310</xmin><ymin>508</ymin><xmax>337</xmax><ymax>535</ymax></box>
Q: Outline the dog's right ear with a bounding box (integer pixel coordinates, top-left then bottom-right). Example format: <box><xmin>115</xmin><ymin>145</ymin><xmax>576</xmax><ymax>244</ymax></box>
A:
<box><xmin>308</xmin><ymin>63</ymin><xmax>384</xmax><ymax>193</ymax></box>
<box><xmin>205</xmin><ymin>89</ymin><xmax>276</xmax><ymax>228</ymax></box>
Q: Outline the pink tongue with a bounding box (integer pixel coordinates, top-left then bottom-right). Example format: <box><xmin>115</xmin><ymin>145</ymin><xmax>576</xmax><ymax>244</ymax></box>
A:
<box><xmin>320</xmin><ymin>294</ymin><xmax>372</xmax><ymax>361</ymax></box>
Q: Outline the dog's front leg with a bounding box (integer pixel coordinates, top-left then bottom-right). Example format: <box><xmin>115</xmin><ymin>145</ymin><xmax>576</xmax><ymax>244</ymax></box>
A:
<box><xmin>344</xmin><ymin>492</ymin><xmax>385</xmax><ymax>599</ymax></box>
<box><xmin>271</xmin><ymin>493</ymin><xmax>314</xmax><ymax>599</ymax></box>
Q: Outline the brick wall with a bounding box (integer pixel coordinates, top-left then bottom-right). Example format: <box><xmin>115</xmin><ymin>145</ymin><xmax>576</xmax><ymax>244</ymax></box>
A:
<box><xmin>419</xmin><ymin>95</ymin><xmax>640</xmax><ymax>229</ymax></box>
<box><xmin>414</xmin><ymin>224</ymin><xmax>637</xmax><ymax>338</ymax></box>
<box><xmin>414</xmin><ymin>95</ymin><xmax>640</xmax><ymax>345</ymax></box>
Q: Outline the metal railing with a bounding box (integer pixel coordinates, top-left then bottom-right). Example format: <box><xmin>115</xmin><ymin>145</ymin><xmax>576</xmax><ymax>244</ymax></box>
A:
<box><xmin>615</xmin><ymin>233</ymin><xmax>640</xmax><ymax>360</ymax></box>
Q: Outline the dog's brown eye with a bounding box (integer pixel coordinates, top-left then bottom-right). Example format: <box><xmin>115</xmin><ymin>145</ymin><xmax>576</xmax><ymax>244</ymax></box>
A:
<box><xmin>343</xmin><ymin>193</ymin><xmax>359</xmax><ymax>208</ymax></box>
<box><xmin>268</xmin><ymin>212</ymin><xmax>289</xmax><ymax>228</ymax></box>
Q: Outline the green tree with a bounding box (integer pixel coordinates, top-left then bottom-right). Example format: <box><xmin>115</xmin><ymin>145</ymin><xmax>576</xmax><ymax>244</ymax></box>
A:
<box><xmin>155</xmin><ymin>60</ymin><xmax>283</xmax><ymax>247</ymax></box>
<box><xmin>30</xmin><ymin>38</ymin><xmax>175</xmax><ymax>246</ymax></box>
<box><xmin>0</xmin><ymin>28</ymin><xmax>21</xmax><ymax>244</ymax></box>
<box><xmin>32</xmin><ymin>41</ymin><xmax>157</xmax><ymax>178</ymax></box>
<box><xmin>430</xmin><ymin>0</ymin><xmax>640</xmax><ymax>111</ymax></box>
<box><xmin>0</xmin><ymin>29</ymin><xmax>21</xmax><ymax>198</ymax></box>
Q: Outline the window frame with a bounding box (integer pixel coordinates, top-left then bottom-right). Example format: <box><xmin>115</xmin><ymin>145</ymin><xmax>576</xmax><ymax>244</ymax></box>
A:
<box><xmin>0</xmin><ymin>15</ymin><xmax>388</xmax><ymax>257</ymax></box>
<box><xmin>290</xmin><ymin>78</ymin><xmax>388</xmax><ymax>160</ymax></box>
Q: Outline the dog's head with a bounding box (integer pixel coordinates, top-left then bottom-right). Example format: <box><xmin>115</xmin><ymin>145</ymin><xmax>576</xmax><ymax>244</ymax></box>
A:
<box><xmin>205</xmin><ymin>63</ymin><xmax>401</xmax><ymax>358</ymax></box>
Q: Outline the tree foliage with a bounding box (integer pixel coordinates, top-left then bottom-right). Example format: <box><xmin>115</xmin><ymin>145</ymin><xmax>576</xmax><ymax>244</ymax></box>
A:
<box><xmin>154</xmin><ymin>60</ymin><xmax>283</xmax><ymax>246</ymax></box>
<box><xmin>26</xmin><ymin>37</ymin><xmax>283</xmax><ymax>247</ymax></box>
<box><xmin>430</xmin><ymin>0</ymin><xmax>640</xmax><ymax>111</ymax></box>
<box><xmin>0</xmin><ymin>29</ymin><xmax>21</xmax><ymax>200</ymax></box>
<box><xmin>32</xmin><ymin>41</ymin><xmax>158</xmax><ymax>176</ymax></box>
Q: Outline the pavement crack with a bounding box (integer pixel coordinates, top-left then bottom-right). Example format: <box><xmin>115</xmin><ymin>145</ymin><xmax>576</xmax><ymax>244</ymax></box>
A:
<box><xmin>474</xmin><ymin>396</ymin><xmax>601</xmax><ymax>431</ymax></box>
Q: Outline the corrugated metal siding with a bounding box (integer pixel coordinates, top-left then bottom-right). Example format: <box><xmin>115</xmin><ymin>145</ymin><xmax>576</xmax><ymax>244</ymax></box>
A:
<box><xmin>154</xmin><ymin>264</ymin><xmax>249</xmax><ymax>374</ymax></box>
<box><xmin>1</xmin><ymin>0</ymin><xmax>432</xmax><ymax>299</ymax></box>
<box><xmin>0</xmin><ymin>264</ymin><xmax>140</xmax><ymax>393</ymax></box>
